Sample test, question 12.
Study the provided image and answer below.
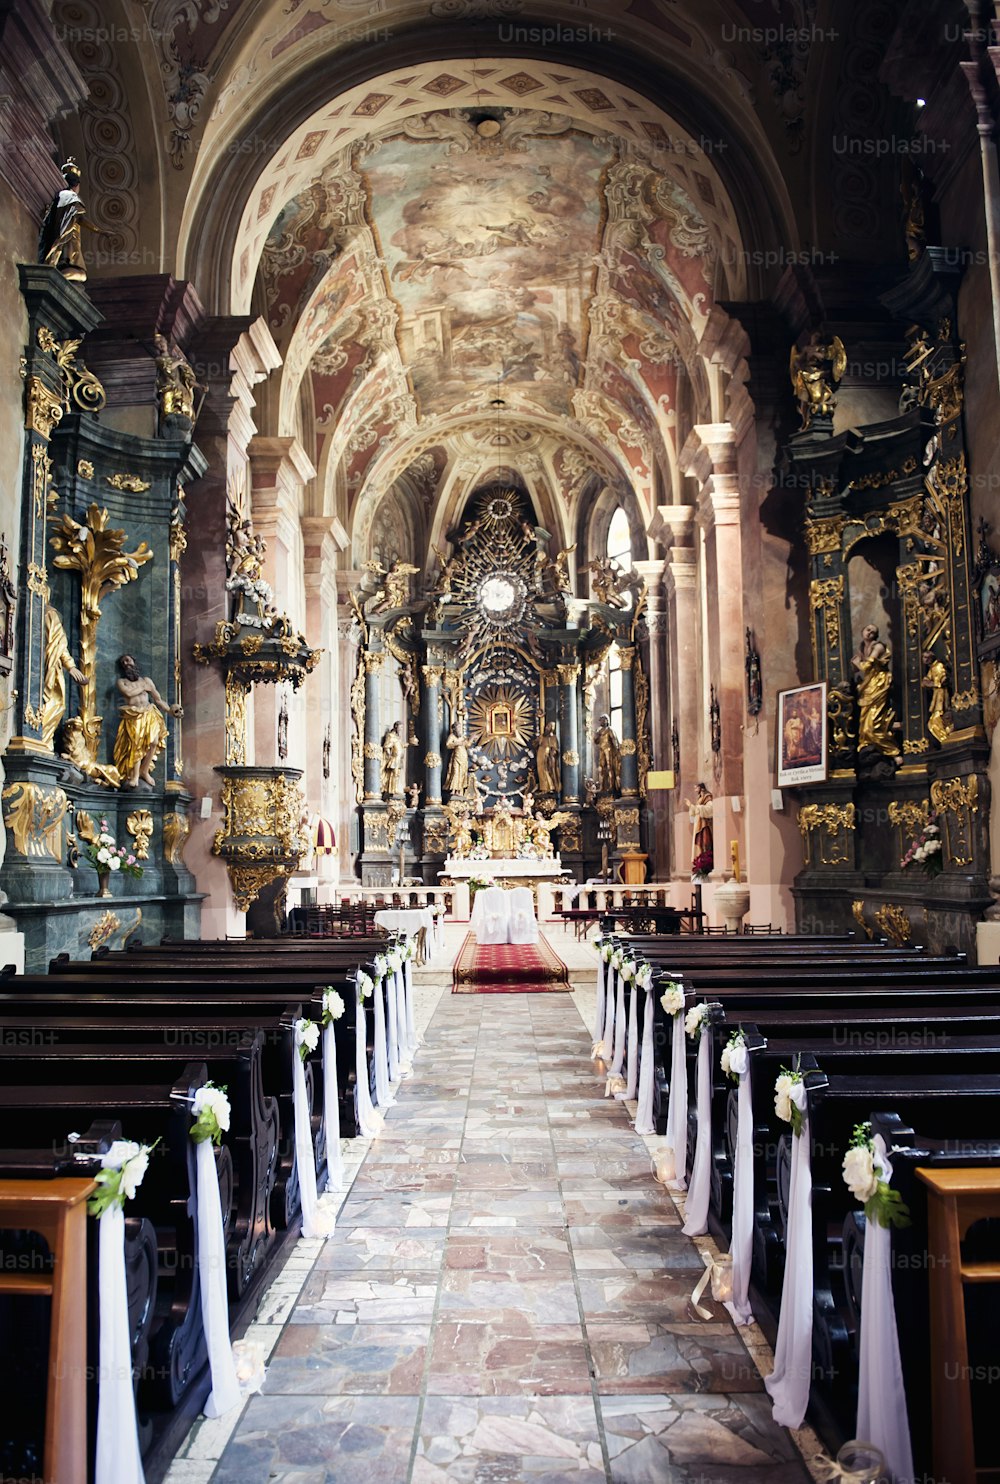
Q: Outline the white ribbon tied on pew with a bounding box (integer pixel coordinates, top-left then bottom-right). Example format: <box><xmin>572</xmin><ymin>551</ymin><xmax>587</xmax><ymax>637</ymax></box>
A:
<box><xmin>194</xmin><ymin>1136</ymin><xmax>242</xmax><ymax>1418</ymax></box>
<box><xmin>385</xmin><ymin>964</ymin><xmax>400</xmax><ymax>1084</ymax></box>
<box><xmin>292</xmin><ymin>1023</ymin><xmax>334</xmax><ymax>1240</ymax></box>
<box><xmin>354</xmin><ymin>971</ymin><xmax>380</xmax><ymax>1138</ymax></box>
<box><xmin>393</xmin><ymin>968</ymin><xmax>410</xmax><ymax>1075</ymax></box>
<box><xmin>322</xmin><ymin>1022</ymin><xmax>343</xmax><ymax>1192</ymax></box>
<box><xmin>371</xmin><ymin>971</ymin><xmax>393</xmax><ymax>1107</ymax></box>
<box><xmin>600</xmin><ymin>964</ymin><xmax>616</xmax><ymax>1063</ymax></box>
<box><xmin>404</xmin><ymin>953</ymin><xmax>417</xmax><ymax>1053</ymax></box>
<box><xmin>682</xmin><ymin>1028</ymin><xmax>712</xmax><ymax>1237</ymax></box>
<box><xmin>856</xmin><ymin>1137</ymin><xmax>914</xmax><ymax>1484</ymax></box>
<box><xmin>609</xmin><ymin>969</ymin><xmax>627</xmax><ymax>1077</ymax></box>
<box><xmin>662</xmin><ymin>1009</ymin><xmax>689</xmax><ymax>1191</ymax></box>
<box><xmin>592</xmin><ymin>951</ymin><xmax>606</xmax><ymax>1057</ymax></box>
<box><xmin>95</xmin><ymin>1164</ymin><xmax>146</xmax><ymax>1484</ymax></box>
<box><xmin>764</xmin><ymin>1082</ymin><xmax>812</xmax><ymax>1427</ymax></box>
<box><xmin>725</xmin><ymin>1039</ymin><xmax>755</xmax><ymax>1326</ymax></box>
<box><xmin>633</xmin><ymin>982</ymin><xmax>657</xmax><ymax>1136</ymax></box>
<box><xmin>616</xmin><ymin>977</ymin><xmax>640</xmax><ymax>1102</ymax></box>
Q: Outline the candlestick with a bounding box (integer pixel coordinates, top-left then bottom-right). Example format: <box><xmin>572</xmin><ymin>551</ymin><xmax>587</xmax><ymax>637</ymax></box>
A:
<box><xmin>730</xmin><ymin>838</ymin><xmax>740</xmax><ymax>883</ymax></box>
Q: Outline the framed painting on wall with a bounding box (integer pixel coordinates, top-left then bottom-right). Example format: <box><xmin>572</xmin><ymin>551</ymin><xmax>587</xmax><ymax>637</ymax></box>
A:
<box><xmin>777</xmin><ymin>681</ymin><xmax>828</xmax><ymax>786</ymax></box>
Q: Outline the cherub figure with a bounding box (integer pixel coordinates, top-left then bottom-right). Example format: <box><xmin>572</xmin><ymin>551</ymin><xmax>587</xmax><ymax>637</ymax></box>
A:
<box><xmin>790</xmin><ymin>332</ymin><xmax>847</xmax><ymax>430</ymax></box>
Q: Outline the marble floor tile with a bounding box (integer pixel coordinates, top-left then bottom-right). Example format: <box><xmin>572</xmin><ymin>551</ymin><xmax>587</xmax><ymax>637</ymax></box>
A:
<box><xmin>443</xmin><ymin>1229</ymin><xmax>574</xmax><ymax>1279</ymax></box>
<box><xmin>414</xmin><ymin>1396</ymin><xmax>607</xmax><ymax>1482</ymax></box>
<box><xmin>427</xmin><ymin>1320</ymin><xmax>592</xmax><ymax>1395</ymax></box>
<box><xmin>292</xmin><ymin>1273</ymin><xmax>439</xmax><ymax>1324</ymax></box>
<box><xmin>312</xmin><ymin>1229</ymin><xmax>447</xmax><ymax>1273</ymax></box>
<box><xmin>599</xmin><ymin>1393</ymin><xmax>812</xmax><ymax>1482</ymax></box>
<box><xmin>210</xmin><ymin>1394</ymin><xmax>420</xmax><ymax>1484</ymax></box>
<box><xmin>568</xmin><ymin>1224</ymin><xmax>705</xmax><ymax>1272</ymax></box>
<box><xmin>264</xmin><ymin>1322</ymin><xmax>431</xmax><ymax>1394</ymax></box>
<box><xmin>439</xmin><ymin>1270</ymin><xmax>581</xmax><ymax>1324</ymax></box>
<box><xmin>587</xmin><ymin>1319</ymin><xmax>763</xmax><ymax>1393</ymax></box>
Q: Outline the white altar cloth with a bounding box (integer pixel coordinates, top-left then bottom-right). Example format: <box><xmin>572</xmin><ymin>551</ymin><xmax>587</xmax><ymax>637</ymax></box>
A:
<box><xmin>444</xmin><ymin>856</ymin><xmax>564</xmax><ymax>879</ymax></box>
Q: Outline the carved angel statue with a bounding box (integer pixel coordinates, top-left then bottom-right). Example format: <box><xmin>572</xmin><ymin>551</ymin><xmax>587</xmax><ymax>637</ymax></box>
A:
<box><xmin>789</xmin><ymin>332</ymin><xmax>847</xmax><ymax>430</ymax></box>
<box><xmin>153</xmin><ymin>333</ymin><xmax>201</xmax><ymax>422</ymax></box>
<box><xmin>587</xmin><ymin>555</ymin><xmax>627</xmax><ymax>608</ymax></box>
<box><xmin>363</xmin><ymin>558</ymin><xmax>420</xmax><ymax>613</ymax></box>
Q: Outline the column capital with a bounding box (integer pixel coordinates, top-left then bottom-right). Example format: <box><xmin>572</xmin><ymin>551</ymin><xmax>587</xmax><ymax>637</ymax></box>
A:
<box><xmin>650</xmin><ymin>503</ymin><xmax>697</xmax><ymax>548</ymax></box>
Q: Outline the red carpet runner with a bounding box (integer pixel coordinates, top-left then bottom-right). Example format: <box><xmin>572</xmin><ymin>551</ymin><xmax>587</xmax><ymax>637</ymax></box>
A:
<box><xmin>452</xmin><ymin>932</ymin><xmax>571</xmax><ymax>994</ymax></box>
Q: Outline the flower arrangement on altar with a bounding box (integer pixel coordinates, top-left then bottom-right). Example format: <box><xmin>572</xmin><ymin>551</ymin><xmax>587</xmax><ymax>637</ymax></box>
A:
<box><xmin>901</xmin><ymin>813</ymin><xmax>943</xmax><ymax>876</ymax></box>
<box><xmin>468</xmin><ymin>873</ymin><xmax>496</xmax><ymax>892</ymax></box>
<box><xmin>842</xmin><ymin>1121</ymin><xmax>910</xmax><ymax>1228</ymax></box>
<box><xmin>82</xmin><ymin>817</ymin><xmax>143</xmax><ymax>880</ymax></box>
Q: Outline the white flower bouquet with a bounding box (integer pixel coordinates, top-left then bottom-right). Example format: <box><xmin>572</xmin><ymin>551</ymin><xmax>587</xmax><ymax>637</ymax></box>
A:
<box><xmin>685</xmin><ymin>1003</ymin><xmax>709</xmax><ymax>1039</ymax></box>
<box><xmin>842</xmin><ymin>1121</ymin><xmax>911</xmax><ymax>1228</ymax></box>
<box><xmin>294</xmin><ymin>1017</ymin><xmax>319</xmax><ymax>1061</ymax></box>
<box><xmin>660</xmin><ymin>981</ymin><xmax>684</xmax><ymax>1016</ymax></box>
<box><xmin>772</xmin><ymin>1068</ymin><xmax>807</xmax><ymax>1137</ymax></box>
<box><xmin>191</xmin><ymin>1082</ymin><xmax>231</xmax><ymax>1146</ymax></box>
<box><xmin>321</xmin><ymin>987</ymin><xmax>345</xmax><ymax>1025</ymax></box>
<box><xmin>88</xmin><ymin>1137</ymin><xmax>157</xmax><ymax>1217</ymax></box>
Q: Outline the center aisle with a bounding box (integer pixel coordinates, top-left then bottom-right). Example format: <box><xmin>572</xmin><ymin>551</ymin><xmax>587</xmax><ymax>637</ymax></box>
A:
<box><xmin>204</xmin><ymin>982</ymin><xmax>813</xmax><ymax>1482</ymax></box>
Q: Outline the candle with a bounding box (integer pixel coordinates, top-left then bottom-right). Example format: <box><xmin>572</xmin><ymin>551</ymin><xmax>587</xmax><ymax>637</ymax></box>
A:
<box><xmin>711</xmin><ymin>1253</ymin><xmax>734</xmax><ymax>1303</ymax></box>
<box><xmin>731</xmin><ymin>839</ymin><xmax>740</xmax><ymax>883</ymax></box>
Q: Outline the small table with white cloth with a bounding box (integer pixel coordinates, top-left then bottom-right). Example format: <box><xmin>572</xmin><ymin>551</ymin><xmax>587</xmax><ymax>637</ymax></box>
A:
<box><xmin>373</xmin><ymin>907</ymin><xmax>435</xmax><ymax>962</ymax></box>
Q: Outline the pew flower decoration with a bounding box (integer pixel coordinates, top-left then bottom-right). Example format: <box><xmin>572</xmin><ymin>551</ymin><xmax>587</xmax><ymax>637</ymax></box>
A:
<box><xmin>901</xmin><ymin>814</ymin><xmax>943</xmax><ymax>877</ymax></box>
<box><xmin>685</xmin><ymin>1002</ymin><xmax>710</xmax><ymax>1038</ymax></box>
<box><xmin>842</xmin><ymin>1121</ymin><xmax>911</xmax><ymax>1229</ymax></box>
<box><xmin>87</xmin><ymin>1137</ymin><xmax>159</xmax><ymax>1217</ymax></box>
<box><xmin>660</xmin><ymin>981</ymin><xmax>684</xmax><ymax>1016</ymax></box>
<box><xmin>190</xmin><ymin>1083</ymin><xmax>231</xmax><ymax>1146</ymax></box>
<box><xmin>294</xmin><ymin>1017</ymin><xmax>320</xmax><ymax>1062</ymax></box>
<box><xmin>636</xmin><ymin>962</ymin><xmax>653</xmax><ymax>990</ymax></box>
<box><xmin>372</xmin><ymin>954</ymin><xmax>388</xmax><ymax>980</ymax></box>
<box><xmin>620</xmin><ymin>956</ymin><xmax>636</xmax><ymax>983</ymax></box>
<box><xmin>773</xmin><ymin>1068</ymin><xmax>807</xmax><ymax>1137</ymax></box>
<box><xmin>610</xmin><ymin>948</ymin><xmax>624</xmax><ymax>974</ymax></box>
<box><xmin>720</xmin><ymin>1030</ymin><xmax>747</xmax><ymax>1082</ymax></box>
<box><xmin>357</xmin><ymin>971</ymin><xmax>374</xmax><ymax>1002</ymax></box>
<box><xmin>82</xmin><ymin>818</ymin><xmax>143</xmax><ymax>879</ymax></box>
<box><xmin>600</xmin><ymin>940</ymin><xmax>615</xmax><ymax>964</ymax></box>
<box><xmin>321</xmin><ymin>987</ymin><xmax>345</xmax><ymax>1025</ymax></box>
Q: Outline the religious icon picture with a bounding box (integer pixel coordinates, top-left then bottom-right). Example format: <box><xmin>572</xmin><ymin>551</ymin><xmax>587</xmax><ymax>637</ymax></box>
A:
<box><xmin>776</xmin><ymin>681</ymin><xmax>827</xmax><ymax>786</ymax></box>
<box><xmin>977</xmin><ymin>563</ymin><xmax>1000</xmax><ymax>659</ymax></box>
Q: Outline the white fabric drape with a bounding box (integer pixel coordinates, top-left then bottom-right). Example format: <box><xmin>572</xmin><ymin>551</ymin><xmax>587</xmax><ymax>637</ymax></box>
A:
<box><xmin>592</xmin><ymin>953</ymin><xmax>606</xmax><ymax>1052</ymax></box>
<box><xmin>371</xmin><ymin>973</ymin><xmax>392</xmax><ymax>1107</ymax></box>
<box><xmin>600</xmin><ymin>964</ymin><xmax>616</xmax><ymax>1061</ymax></box>
<box><xmin>322</xmin><ymin>1022</ymin><xmax>343</xmax><ymax>1192</ymax></box>
<box><xmin>95</xmin><ymin>1203</ymin><xmax>145</xmax><ymax>1484</ymax></box>
<box><xmin>404</xmin><ymin>957</ymin><xmax>416</xmax><ymax>1053</ymax></box>
<box><xmin>726</xmin><ymin>1043</ymin><xmax>754</xmax><ymax>1326</ymax></box>
<box><xmin>291</xmin><ymin>1028</ymin><xmax>333</xmax><ymax>1239</ymax></box>
<box><xmin>609</xmin><ymin>971</ymin><xmax>627</xmax><ymax>1076</ymax></box>
<box><xmin>354</xmin><ymin>976</ymin><xmax>379</xmax><ymax>1138</ymax></box>
<box><xmin>663</xmin><ymin>1009</ymin><xmax>689</xmax><ymax>1191</ymax></box>
<box><xmin>633</xmin><ymin>984</ymin><xmax>656</xmax><ymax>1135</ymax></box>
<box><xmin>394</xmin><ymin>968</ymin><xmax>411</xmax><ymax>1073</ymax></box>
<box><xmin>857</xmin><ymin>1138</ymin><xmax>915</xmax><ymax>1484</ymax></box>
<box><xmin>617</xmin><ymin>979</ymin><xmax>640</xmax><ymax>1100</ymax></box>
<box><xmin>194</xmin><ymin>1138</ymin><xmax>242</xmax><ymax>1417</ymax></box>
<box><xmin>385</xmin><ymin>965</ymin><xmax>400</xmax><ymax>1083</ymax></box>
<box><xmin>764</xmin><ymin>1087</ymin><xmax>812</xmax><ymax>1427</ymax></box>
<box><xmin>682</xmin><ymin>1030</ymin><xmax>712</xmax><ymax>1237</ymax></box>
<box><xmin>508</xmin><ymin>886</ymin><xmax>539</xmax><ymax>944</ymax></box>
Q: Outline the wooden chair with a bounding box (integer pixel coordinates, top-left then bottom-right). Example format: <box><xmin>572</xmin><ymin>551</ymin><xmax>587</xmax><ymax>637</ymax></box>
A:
<box><xmin>0</xmin><ymin>1177</ymin><xmax>96</xmax><ymax>1484</ymax></box>
<box><xmin>916</xmin><ymin>1167</ymin><xmax>1000</xmax><ymax>1484</ymax></box>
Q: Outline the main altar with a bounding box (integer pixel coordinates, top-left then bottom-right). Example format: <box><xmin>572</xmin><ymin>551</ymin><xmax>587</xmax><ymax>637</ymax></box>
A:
<box><xmin>345</xmin><ymin>486</ymin><xmax>654</xmax><ymax>887</ymax></box>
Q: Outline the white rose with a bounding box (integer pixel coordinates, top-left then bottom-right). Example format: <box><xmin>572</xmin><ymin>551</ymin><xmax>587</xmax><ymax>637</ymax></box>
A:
<box><xmin>119</xmin><ymin>1147</ymin><xmax>150</xmax><ymax>1201</ymax></box>
<box><xmin>295</xmin><ymin>1018</ymin><xmax>319</xmax><ymax>1054</ymax></box>
<box><xmin>109</xmin><ymin>856</ymin><xmax>121</xmax><ymax>871</ymax></box>
<box><xmin>720</xmin><ymin>1045</ymin><xmax>732</xmax><ymax>1076</ymax></box>
<box><xmin>373</xmin><ymin>955</ymin><xmax>387</xmax><ymax>977</ymax></box>
<box><xmin>685</xmin><ymin>1005</ymin><xmax>706</xmax><ymax>1038</ymax></box>
<box><xmin>323</xmin><ymin>989</ymin><xmax>345</xmax><ymax>1021</ymax></box>
<box><xmin>842</xmin><ymin>1144</ymin><xmax>878</xmax><ymax>1203</ymax></box>
<box><xmin>194</xmin><ymin>1085</ymin><xmax>231</xmax><ymax>1132</ymax></box>
<box><xmin>102</xmin><ymin>1139</ymin><xmax>141</xmax><ymax>1171</ymax></box>
<box><xmin>98</xmin><ymin>833</ymin><xmax>114</xmax><ymax>846</ymax></box>
<box><xmin>774</xmin><ymin>1074</ymin><xmax>793</xmax><ymax>1124</ymax></box>
<box><xmin>621</xmin><ymin>959</ymin><xmax>635</xmax><ymax>982</ymax></box>
<box><xmin>914</xmin><ymin>845</ymin><xmax>926</xmax><ymax>861</ymax></box>
<box><xmin>358</xmin><ymin>972</ymin><xmax>374</xmax><ymax>999</ymax></box>
<box><xmin>925</xmin><ymin>839</ymin><xmax>941</xmax><ymax>854</ymax></box>
<box><xmin>660</xmin><ymin>985</ymin><xmax>684</xmax><ymax>1016</ymax></box>
<box><xmin>728</xmin><ymin>1042</ymin><xmax>749</xmax><ymax>1078</ymax></box>
<box><xmin>97</xmin><ymin>847</ymin><xmax>110</xmax><ymax>864</ymax></box>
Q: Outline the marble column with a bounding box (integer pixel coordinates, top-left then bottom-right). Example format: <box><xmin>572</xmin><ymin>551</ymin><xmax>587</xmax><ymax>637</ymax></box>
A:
<box><xmin>183</xmin><ymin>315</ymin><xmax>281</xmax><ymax>937</ymax></box>
<box><xmin>421</xmin><ymin>662</ymin><xmax>444</xmax><ymax>807</ymax></box>
<box><xmin>634</xmin><ymin>559</ymin><xmax>668</xmax><ymax>877</ymax></box>
<box><xmin>363</xmin><ymin>648</ymin><xmax>384</xmax><ymax>802</ymax></box>
<box><xmin>301</xmin><ymin>514</ymin><xmax>347</xmax><ymax>886</ymax></box>
<box><xmin>658</xmin><ymin>507</ymin><xmax>699</xmax><ymax>873</ymax></box>
<box><xmin>618</xmin><ymin>645</ymin><xmax>639</xmax><ymax>799</ymax></box>
<box><xmin>558</xmin><ymin>660</ymin><xmax>581</xmax><ymax>804</ymax></box>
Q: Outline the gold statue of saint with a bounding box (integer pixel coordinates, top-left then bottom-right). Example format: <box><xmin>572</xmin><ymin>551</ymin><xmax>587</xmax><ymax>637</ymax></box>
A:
<box><xmin>535</xmin><ymin>720</ymin><xmax>560</xmax><ymax>794</ymax></box>
<box><xmin>789</xmin><ymin>332</ymin><xmax>847</xmax><ymax>430</ymax></box>
<box><xmin>153</xmin><ymin>334</ymin><xmax>199</xmax><ymax>421</ymax></box>
<box><xmin>595</xmin><ymin>713</ymin><xmax>621</xmax><ymax>796</ymax></box>
<box><xmin>445</xmin><ymin>723</ymin><xmax>469</xmax><ymax>796</ymax></box>
<box><xmin>40</xmin><ymin>604</ymin><xmax>85</xmax><ymax>751</ymax></box>
<box><xmin>113</xmin><ymin>654</ymin><xmax>182</xmax><ymax>788</ymax></box>
<box><xmin>922</xmin><ymin>651</ymin><xmax>953</xmax><ymax>745</ymax></box>
<box><xmin>38</xmin><ymin>159</ymin><xmax>98</xmax><ymax>282</ymax></box>
<box><xmin>59</xmin><ymin>717</ymin><xmax>121</xmax><ymax>788</ymax></box>
<box><xmin>851</xmin><ymin>624</ymin><xmax>900</xmax><ymax>757</ymax></box>
<box><xmin>381</xmin><ymin>722</ymin><xmax>404</xmax><ymax>798</ymax></box>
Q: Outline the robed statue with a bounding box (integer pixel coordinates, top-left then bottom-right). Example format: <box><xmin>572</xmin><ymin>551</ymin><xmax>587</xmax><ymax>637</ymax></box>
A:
<box><xmin>595</xmin><ymin>713</ymin><xmax>621</xmax><ymax>796</ymax></box>
<box><xmin>114</xmin><ymin>654</ymin><xmax>182</xmax><ymax>788</ymax></box>
<box><xmin>685</xmin><ymin>782</ymin><xmax>714</xmax><ymax>878</ymax></box>
<box><xmin>535</xmin><ymin>721</ymin><xmax>560</xmax><ymax>794</ymax></box>
<box><xmin>445</xmin><ymin>722</ymin><xmax>470</xmax><ymax>797</ymax></box>
<box><xmin>38</xmin><ymin>159</ymin><xmax>98</xmax><ymax>282</ymax></box>
<box><xmin>381</xmin><ymin>722</ymin><xmax>404</xmax><ymax>798</ymax></box>
<box><xmin>40</xmin><ymin>603</ymin><xmax>85</xmax><ymax>751</ymax></box>
<box><xmin>851</xmin><ymin>623</ymin><xmax>900</xmax><ymax>757</ymax></box>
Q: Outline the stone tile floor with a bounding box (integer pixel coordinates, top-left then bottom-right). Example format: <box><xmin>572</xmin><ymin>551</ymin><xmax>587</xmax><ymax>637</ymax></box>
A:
<box><xmin>166</xmin><ymin>930</ymin><xmax>825</xmax><ymax>1483</ymax></box>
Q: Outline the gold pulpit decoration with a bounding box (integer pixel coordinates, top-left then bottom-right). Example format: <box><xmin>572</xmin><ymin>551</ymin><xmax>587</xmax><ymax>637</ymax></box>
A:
<box><xmin>212</xmin><ymin>767</ymin><xmax>308</xmax><ymax>912</ymax></box>
<box><xmin>49</xmin><ymin>503</ymin><xmax>152</xmax><ymax>768</ymax></box>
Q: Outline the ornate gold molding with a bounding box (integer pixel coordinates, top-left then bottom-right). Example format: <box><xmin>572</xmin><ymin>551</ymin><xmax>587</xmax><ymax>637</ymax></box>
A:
<box><xmin>88</xmin><ymin>910</ymin><xmax>121</xmax><ymax>951</ymax></box>
<box><xmin>620</xmin><ymin>738</ymin><xmax>637</xmax><ymax>756</ymax></box>
<box><xmin>2</xmin><ymin>781</ymin><xmax>69</xmax><ymax>859</ymax></box>
<box><xmin>38</xmin><ymin>328</ymin><xmax>106</xmax><ymax>413</ymax></box>
<box><xmin>163</xmin><ymin>811</ymin><xmax>190</xmax><ymax>865</ymax></box>
<box><xmin>424</xmin><ymin>751</ymin><xmax>442</xmax><ymax>769</ymax></box>
<box><xmin>618</xmin><ymin>647</ymin><xmax>635</xmax><ymax>671</ymax></box>
<box><xmin>225</xmin><ymin>675</ymin><xmax>248</xmax><ymax>767</ymax></box>
<box><xmin>930</xmin><ymin>774</ymin><xmax>979</xmax><ymax>866</ymax></box>
<box><xmin>364</xmin><ymin>651</ymin><xmax>385</xmax><ymax>672</ymax></box>
<box><xmin>809</xmin><ymin>575</ymin><xmax>844</xmax><ymax>656</ymax></box>
<box><xmin>874</xmin><ymin>902</ymin><xmax>911</xmax><ymax>947</ymax></box>
<box><xmin>25</xmin><ymin>377</ymin><xmax>64</xmax><ymax>439</ymax></box>
<box><xmin>363</xmin><ymin>742</ymin><xmax>381</xmax><ymax>760</ymax></box>
<box><xmin>804</xmin><ymin>515</ymin><xmax>845</xmax><ymax>556</ymax></box>
<box><xmin>887</xmin><ymin>799</ymin><xmax>930</xmax><ymax>836</ymax></box>
<box><xmin>106</xmin><ymin>473</ymin><xmax>151</xmax><ymax>494</ymax></box>
<box><xmin>561</xmin><ymin>749</ymin><xmax>580</xmax><ymax>766</ymax></box>
<box><xmin>422</xmin><ymin>665</ymin><xmax>444</xmax><ymax>688</ymax></box>
<box><xmin>797</xmin><ymin>802</ymin><xmax>855</xmax><ymax>866</ymax></box>
<box><xmin>77</xmin><ymin>459</ymin><xmax>94</xmax><ymax>480</ymax></box>
<box><xmin>556</xmin><ymin>663</ymin><xmax>581</xmax><ymax>686</ymax></box>
<box><xmin>126</xmin><ymin>809</ymin><xmax>153</xmax><ymax>860</ymax></box>
<box><xmin>851</xmin><ymin>899</ymin><xmax>874</xmax><ymax>940</ymax></box>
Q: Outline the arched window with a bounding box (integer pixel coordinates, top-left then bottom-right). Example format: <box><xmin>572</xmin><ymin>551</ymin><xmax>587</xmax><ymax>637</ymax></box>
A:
<box><xmin>605</xmin><ymin>506</ymin><xmax>633</xmax><ymax>742</ymax></box>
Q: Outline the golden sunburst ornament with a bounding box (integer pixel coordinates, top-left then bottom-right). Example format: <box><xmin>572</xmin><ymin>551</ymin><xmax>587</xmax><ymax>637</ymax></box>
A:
<box><xmin>468</xmin><ymin>683</ymin><xmax>534</xmax><ymax>758</ymax></box>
